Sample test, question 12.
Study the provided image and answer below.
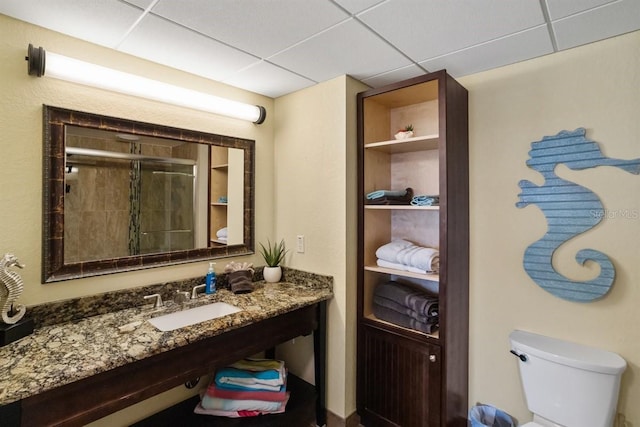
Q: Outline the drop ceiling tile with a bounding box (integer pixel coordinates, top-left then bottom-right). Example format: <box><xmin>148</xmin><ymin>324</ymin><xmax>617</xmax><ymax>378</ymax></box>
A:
<box><xmin>332</xmin><ymin>0</ymin><xmax>386</xmax><ymax>14</ymax></box>
<box><xmin>0</xmin><ymin>0</ymin><xmax>143</xmax><ymax>47</ymax></box>
<box><xmin>552</xmin><ymin>0</ymin><xmax>640</xmax><ymax>50</ymax></box>
<box><xmin>122</xmin><ymin>0</ymin><xmax>156</xmax><ymax>9</ymax></box>
<box><xmin>118</xmin><ymin>14</ymin><xmax>258</xmax><ymax>82</ymax></box>
<box><xmin>269</xmin><ymin>19</ymin><xmax>411</xmax><ymax>83</ymax></box>
<box><xmin>358</xmin><ymin>0</ymin><xmax>545</xmax><ymax>61</ymax></box>
<box><xmin>222</xmin><ymin>61</ymin><xmax>316</xmax><ymax>98</ymax></box>
<box><xmin>148</xmin><ymin>0</ymin><xmax>349</xmax><ymax>58</ymax></box>
<box><xmin>546</xmin><ymin>0</ymin><xmax>615</xmax><ymax>20</ymax></box>
<box><xmin>419</xmin><ymin>25</ymin><xmax>554</xmax><ymax>78</ymax></box>
<box><xmin>360</xmin><ymin>64</ymin><xmax>428</xmax><ymax>88</ymax></box>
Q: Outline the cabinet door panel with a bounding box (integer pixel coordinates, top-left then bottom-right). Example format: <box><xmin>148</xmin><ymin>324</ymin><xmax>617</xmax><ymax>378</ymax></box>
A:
<box><xmin>361</xmin><ymin>325</ymin><xmax>441</xmax><ymax>427</ymax></box>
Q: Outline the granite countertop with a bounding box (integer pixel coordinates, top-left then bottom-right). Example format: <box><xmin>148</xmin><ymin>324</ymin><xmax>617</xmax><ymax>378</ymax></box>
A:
<box><xmin>0</xmin><ymin>275</ymin><xmax>332</xmax><ymax>406</ymax></box>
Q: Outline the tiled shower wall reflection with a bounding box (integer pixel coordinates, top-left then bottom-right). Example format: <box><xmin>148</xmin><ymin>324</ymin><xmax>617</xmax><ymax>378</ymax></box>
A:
<box><xmin>64</xmin><ymin>135</ymin><xmax>196</xmax><ymax>263</ymax></box>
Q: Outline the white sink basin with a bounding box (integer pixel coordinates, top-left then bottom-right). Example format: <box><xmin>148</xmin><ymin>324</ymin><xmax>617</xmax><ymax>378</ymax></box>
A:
<box><xmin>148</xmin><ymin>302</ymin><xmax>242</xmax><ymax>332</ymax></box>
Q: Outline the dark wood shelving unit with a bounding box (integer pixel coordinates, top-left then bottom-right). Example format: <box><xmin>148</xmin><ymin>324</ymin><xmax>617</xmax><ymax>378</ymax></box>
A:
<box><xmin>356</xmin><ymin>70</ymin><xmax>469</xmax><ymax>427</ymax></box>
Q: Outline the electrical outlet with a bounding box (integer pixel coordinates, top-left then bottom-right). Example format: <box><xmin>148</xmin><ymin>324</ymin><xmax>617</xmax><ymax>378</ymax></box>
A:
<box><xmin>296</xmin><ymin>235</ymin><xmax>305</xmax><ymax>253</ymax></box>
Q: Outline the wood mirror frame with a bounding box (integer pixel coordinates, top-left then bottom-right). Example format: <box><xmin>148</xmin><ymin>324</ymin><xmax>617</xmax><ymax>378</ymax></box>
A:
<box><xmin>42</xmin><ymin>105</ymin><xmax>255</xmax><ymax>283</ymax></box>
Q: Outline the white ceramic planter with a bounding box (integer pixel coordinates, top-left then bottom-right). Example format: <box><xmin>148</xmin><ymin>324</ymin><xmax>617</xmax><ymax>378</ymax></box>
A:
<box><xmin>394</xmin><ymin>130</ymin><xmax>414</xmax><ymax>140</ymax></box>
<box><xmin>263</xmin><ymin>266</ymin><xmax>282</xmax><ymax>283</ymax></box>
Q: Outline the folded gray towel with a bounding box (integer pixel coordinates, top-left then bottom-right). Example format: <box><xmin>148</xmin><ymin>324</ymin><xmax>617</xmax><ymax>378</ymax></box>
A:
<box><xmin>374</xmin><ymin>281</ymin><xmax>438</xmax><ymax>317</ymax></box>
<box><xmin>228</xmin><ymin>270</ymin><xmax>254</xmax><ymax>294</ymax></box>
<box><xmin>372</xmin><ymin>304</ymin><xmax>437</xmax><ymax>334</ymax></box>
<box><xmin>373</xmin><ymin>295</ymin><xmax>438</xmax><ymax>323</ymax></box>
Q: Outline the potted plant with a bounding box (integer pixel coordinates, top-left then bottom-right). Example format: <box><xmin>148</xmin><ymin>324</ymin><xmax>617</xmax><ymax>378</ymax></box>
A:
<box><xmin>394</xmin><ymin>124</ymin><xmax>414</xmax><ymax>140</ymax></box>
<box><xmin>259</xmin><ymin>239</ymin><xmax>288</xmax><ymax>282</ymax></box>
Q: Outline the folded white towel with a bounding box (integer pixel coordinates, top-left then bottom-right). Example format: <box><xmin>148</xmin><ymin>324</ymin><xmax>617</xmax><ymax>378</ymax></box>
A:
<box><xmin>403</xmin><ymin>246</ymin><xmax>439</xmax><ymax>272</ymax></box>
<box><xmin>216</xmin><ymin>227</ymin><xmax>228</xmax><ymax>238</ymax></box>
<box><xmin>377</xmin><ymin>258</ymin><xmax>408</xmax><ymax>272</ymax></box>
<box><xmin>376</xmin><ymin>240</ymin><xmax>439</xmax><ymax>272</ymax></box>
<box><xmin>376</xmin><ymin>259</ymin><xmax>426</xmax><ymax>274</ymax></box>
<box><xmin>375</xmin><ymin>239</ymin><xmax>413</xmax><ymax>263</ymax></box>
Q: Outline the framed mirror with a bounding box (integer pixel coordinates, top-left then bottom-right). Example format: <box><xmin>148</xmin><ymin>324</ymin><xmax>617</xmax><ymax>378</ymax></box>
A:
<box><xmin>42</xmin><ymin>106</ymin><xmax>255</xmax><ymax>282</ymax></box>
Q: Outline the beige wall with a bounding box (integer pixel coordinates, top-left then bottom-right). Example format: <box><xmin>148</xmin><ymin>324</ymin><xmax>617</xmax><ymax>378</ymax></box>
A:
<box><xmin>3</xmin><ymin>10</ymin><xmax>639</xmax><ymax>426</ymax></box>
<box><xmin>0</xmin><ymin>14</ymin><xmax>273</xmax><ymax>304</ymax></box>
<box><xmin>460</xmin><ymin>30</ymin><xmax>640</xmax><ymax>423</ymax></box>
<box><xmin>273</xmin><ymin>75</ymin><xmax>368</xmax><ymax>419</ymax></box>
<box><xmin>0</xmin><ymin>14</ymin><xmax>274</xmax><ymax>424</ymax></box>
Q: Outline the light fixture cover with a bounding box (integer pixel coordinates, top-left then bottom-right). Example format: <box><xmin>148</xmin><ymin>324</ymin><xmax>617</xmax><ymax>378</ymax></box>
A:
<box><xmin>26</xmin><ymin>44</ymin><xmax>266</xmax><ymax>124</ymax></box>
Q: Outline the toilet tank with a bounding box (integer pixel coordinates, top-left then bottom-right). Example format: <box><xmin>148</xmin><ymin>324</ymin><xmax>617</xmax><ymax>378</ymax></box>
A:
<box><xmin>510</xmin><ymin>330</ymin><xmax>626</xmax><ymax>427</ymax></box>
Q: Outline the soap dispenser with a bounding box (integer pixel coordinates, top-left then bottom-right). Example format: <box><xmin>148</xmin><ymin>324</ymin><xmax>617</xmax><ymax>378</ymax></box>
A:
<box><xmin>205</xmin><ymin>262</ymin><xmax>217</xmax><ymax>294</ymax></box>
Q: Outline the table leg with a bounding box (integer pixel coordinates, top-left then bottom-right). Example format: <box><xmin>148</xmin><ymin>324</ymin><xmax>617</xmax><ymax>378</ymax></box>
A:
<box><xmin>313</xmin><ymin>301</ymin><xmax>327</xmax><ymax>427</ymax></box>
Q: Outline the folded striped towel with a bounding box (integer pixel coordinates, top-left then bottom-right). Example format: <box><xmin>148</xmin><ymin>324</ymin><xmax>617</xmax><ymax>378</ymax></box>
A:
<box><xmin>195</xmin><ymin>392</ymin><xmax>290</xmax><ymax>417</ymax></box>
<box><xmin>376</xmin><ymin>240</ymin><xmax>439</xmax><ymax>272</ymax></box>
<box><xmin>207</xmin><ymin>381</ymin><xmax>288</xmax><ymax>401</ymax></box>
<box><xmin>376</xmin><ymin>258</ymin><xmax>426</xmax><ymax>274</ymax></box>
<box><xmin>373</xmin><ymin>295</ymin><xmax>438</xmax><ymax>322</ymax></box>
<box><xmin>200</xmin><ymin>395</ymin><xmax>286</xmax><ymax>412</ymax></box>
<box><xmin>215</xmin><ymin>366</ymin><xmax>285</xmax><ymax>391</ymax></box>
<box><xmin>374</xmin><ymin>281</ymin><xmax>439</xmax><ymax>318</ymax></box>
<box><xmin>373</xmin><ymin>303</ymin><xmax>437</xmax><ymax>334</ymax></box>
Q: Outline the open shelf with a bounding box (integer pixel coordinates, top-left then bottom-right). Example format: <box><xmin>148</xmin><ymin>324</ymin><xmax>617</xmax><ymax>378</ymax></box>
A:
<box><xmin>132</xmin><ymin>374</ymin><xmax>317</xmax><ymax>427</ymax></box>
<box><xmin>364</xmin><ymin>265</ymin><xmax>439</xmax><ymax>282</ymax></box>
<box><xmin>364</xmin><ymin>134</ymin><xmax>439</xmax><ymax>153</ymax></box>
<box><xmin>364</xmin><ymin>204</ymin><xmax>439</xmax><ymax>211</ymax></box>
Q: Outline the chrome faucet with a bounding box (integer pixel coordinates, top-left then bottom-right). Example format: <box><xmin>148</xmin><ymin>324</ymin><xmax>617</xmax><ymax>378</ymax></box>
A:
<box><xmin>175</xmin><ymin>290</ymin><xmax>190</xmax><ymax>303</ymax></box>
<box><xmin>143</xmin><ymin>293</ymin><xmax>163</xmax><ymax>308</ymax></box>
<box><xmin>191</xmin><ymin>284</ymin><xmax>206</xmax><ymax>299</ymax></box>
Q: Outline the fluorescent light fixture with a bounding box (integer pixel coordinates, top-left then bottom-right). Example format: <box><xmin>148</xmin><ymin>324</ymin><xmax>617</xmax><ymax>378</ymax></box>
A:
<box><xmin>26</xmin><ymin>44</ymin><xmax>266</xmax><ymax>124</ymax></box>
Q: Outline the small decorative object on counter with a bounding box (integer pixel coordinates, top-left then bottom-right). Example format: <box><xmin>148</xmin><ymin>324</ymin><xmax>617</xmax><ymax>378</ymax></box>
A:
<box><xmin>259</xmin><ymin>239</ymin><xmax>288</xmax><ymax>283</ymax></box>
<box><xmin>394</xmin><ymin>124</ymin><xmax>414</xmax><ymax>140</ymax></box>
<box><xmin>225</xmin><ymin>262</ymin><xmax>255</xmax><ymax>294</ymax></box>
<box><xmin>0</xmin><ymin>253</ymin><xmax>34</xmax><ymax>346</ymax></box>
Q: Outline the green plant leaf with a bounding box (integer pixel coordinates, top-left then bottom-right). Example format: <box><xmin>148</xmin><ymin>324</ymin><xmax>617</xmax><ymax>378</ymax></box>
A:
<box><xmin>258</xmin><ymin>238</ymin><xmax>288</xmax><ymax>267</ymax></box>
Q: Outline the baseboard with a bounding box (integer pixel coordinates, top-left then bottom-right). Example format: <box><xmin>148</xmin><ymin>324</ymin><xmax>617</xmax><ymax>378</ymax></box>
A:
<box><xmin>325</xmin><ymin>409</ymin><xmax>361</xmax><ymax>427</ymax></box>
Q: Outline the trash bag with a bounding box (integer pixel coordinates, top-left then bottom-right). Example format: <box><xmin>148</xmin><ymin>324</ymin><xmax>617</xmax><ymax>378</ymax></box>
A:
<box><xmin>469</xmin><ymin>404</ymin><xmax>515</xmax><ymax>427</ymax></box>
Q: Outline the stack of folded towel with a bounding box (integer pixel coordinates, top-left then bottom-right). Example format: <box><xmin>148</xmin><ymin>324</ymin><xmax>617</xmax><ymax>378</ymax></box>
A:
<box><xmin>376</xmin><ymin>239</ymin><xmax>439</xmax><ymax>273</ymax></box>
<box><xmin>366</xmin><ymin>187</ymin><xmax>413</xmax><ymax>205</ymax></box>
<box><xmin>195</xmin><ymin>358</ymin><xmax>290</xmax><ymax>418</ymax></box>
<box><xmin>411</xmin><ymin>194</ymin><xmax>439</xmax><ymax>206</ymax></box>
<box><xmin>216</xmin><ymin>227</ymin><xmax>228</xmax><ymax>243</ymax></box>
<box><xmin>225</xmin><ymin>262</ymin><xmax>255</xmax><ymax>294</ymax></box>
<box><xmin>373</xmin><ymin>281</ymin><xmax>439</xmax><ymax>334</ymax></box>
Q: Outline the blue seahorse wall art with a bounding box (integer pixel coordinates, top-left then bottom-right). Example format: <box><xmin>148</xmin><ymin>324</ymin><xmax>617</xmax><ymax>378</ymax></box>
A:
<box><xmin>516</xmin><ymin>128</ymin><xmax>640</xmax><ymax>302</ymax></box>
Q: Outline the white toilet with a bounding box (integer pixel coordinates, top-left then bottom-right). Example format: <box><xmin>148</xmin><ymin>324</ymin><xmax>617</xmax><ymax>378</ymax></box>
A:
<box><xmin>509</xmin><ymin>330</ymin><xmax>626</xmax><ymax>427</ymax></box>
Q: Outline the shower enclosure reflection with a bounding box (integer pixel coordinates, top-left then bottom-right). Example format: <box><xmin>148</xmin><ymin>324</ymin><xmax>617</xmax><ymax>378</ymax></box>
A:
<box><xmin>43</xmin><ymin>106</ymin><xmax>254</xmax><ymax>282</ymax></box>
<box><xmin>64</xmin><ymin>128</ymin><xmax>204</xmax><ymax>262</ymax></box>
